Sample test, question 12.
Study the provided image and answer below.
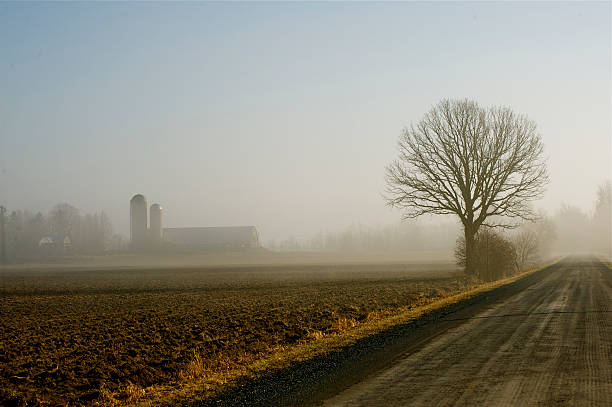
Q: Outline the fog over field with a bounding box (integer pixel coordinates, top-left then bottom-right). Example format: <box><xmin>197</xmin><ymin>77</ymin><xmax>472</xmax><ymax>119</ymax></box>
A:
<box><xmin>2</xmin><ymin>3</ymin><xmax>612</xmax><ymax>406</ymax></box>
<box><xmin>0</xmin><ymin>2</ymin><xmax>609</xmax><ymax>249</ymax></box>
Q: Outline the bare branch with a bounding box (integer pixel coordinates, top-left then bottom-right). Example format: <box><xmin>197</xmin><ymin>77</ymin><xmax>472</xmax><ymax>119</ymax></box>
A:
<box><xmin>385</xmin><ymin>99</ymin><xmax>549</xmax><ymax>274</ymax></box>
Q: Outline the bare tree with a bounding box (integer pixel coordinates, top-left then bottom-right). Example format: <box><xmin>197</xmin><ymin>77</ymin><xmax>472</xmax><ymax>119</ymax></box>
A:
<box><xmin>592</xmin><ymin>181</ymin><xmax>611</xmax><ymax>256</ymax></box>
<box><xmin>595</xmin><ymin>182</ymin><xmax>612</xmax><ymax>214</ymax></box>
<box><xmin>512</xmin><ymin>229</ymin><xmax>539</xmax><ymax>271</ymax></box>
<box><xmin>512</xmin><ymin>215</ymin><xmax>555</xmax><ymax>271</ymax></box>
<box><xmin>49</xmin><ymin>203</ymin><xmax>80</xmax><ymax>240</ymax></box>
<box><xmin>386</xmin><ymin>99</ymin><xmax>548</xmax><ymax>276</ymax></box>
<box><xmin>554</xmin><ymin>204</ymin><xmax>590</xmax><ymax>253</ymax></box>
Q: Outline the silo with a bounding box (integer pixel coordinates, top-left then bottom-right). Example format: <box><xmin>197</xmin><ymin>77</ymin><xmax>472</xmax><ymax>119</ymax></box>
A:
<box><xmin>150</xmin><ymin>203</ymin><xmax>162</xmax><ymax>242</ymax></box>
<box><xmin>130</xmin><ymin>194</ymin><xmax>148</xmax><ymax>248</ymax></box>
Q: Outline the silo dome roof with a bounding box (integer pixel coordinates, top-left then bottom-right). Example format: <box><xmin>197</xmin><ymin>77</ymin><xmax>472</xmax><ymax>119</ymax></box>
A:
<box><xmin>150</xmin><ymin>203</ymin><xmax>162</xmax><ymax>210</ymax></box>
<box><xmin>131</xmin><ymin>194</ymin><xmax>146</xmax><ymax>202</ymax></box>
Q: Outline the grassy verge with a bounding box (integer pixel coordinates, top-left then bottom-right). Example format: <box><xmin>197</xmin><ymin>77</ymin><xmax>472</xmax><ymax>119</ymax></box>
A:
<box><xmin>114</xmin><ymin>259</ymin><xmax>560</xmax><ymax>407</ymax></box>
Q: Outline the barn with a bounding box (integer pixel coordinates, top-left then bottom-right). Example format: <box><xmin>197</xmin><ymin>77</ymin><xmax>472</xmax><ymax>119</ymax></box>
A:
<box><xmin>162</xmin><ymin>226</ymin><xmax>260</xmax><ymax>249</ymax></box>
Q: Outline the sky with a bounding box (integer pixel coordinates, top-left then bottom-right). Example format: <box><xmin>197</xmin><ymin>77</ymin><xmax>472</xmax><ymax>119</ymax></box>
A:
<box><xmin>0</xmin><ymin>2</ymin><xmax>610</xmax><ymax>243</ymax></box>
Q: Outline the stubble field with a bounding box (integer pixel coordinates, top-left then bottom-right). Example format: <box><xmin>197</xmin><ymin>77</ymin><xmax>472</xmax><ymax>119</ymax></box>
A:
<box><xmin>0</xmin><ymin>259</ymin><xmax>470</xmax><ymax>406</ymax></box>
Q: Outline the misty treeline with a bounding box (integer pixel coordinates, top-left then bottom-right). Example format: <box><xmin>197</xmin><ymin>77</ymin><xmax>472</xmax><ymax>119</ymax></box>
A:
<box><xmin>268</xmin><ymin>221</ymin><xmax>459</xmax><ymax>252</ymax></box>
<box><xmin>553</xmin><ymin>182</ymin><xmax>611</xmax><ymax>255</ymax></box>
<box><xmin>0</xmin><ymin>203</ymin><xmax>123</xmax><ymax>262</ymax></box>
<box><xmin>270</xmin><ymin>182</ymin><xmax>611</xmax><ymax>276</ymax></box>
<box><xmin>270</xmin><ymin>218</ymin><xmax>553</xmax><ymax>264</ymax></box>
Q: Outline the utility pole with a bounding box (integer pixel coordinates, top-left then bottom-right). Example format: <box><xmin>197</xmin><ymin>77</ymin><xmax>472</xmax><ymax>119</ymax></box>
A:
<box><xmin>0</xmin><ymin>205</ymin><xmax>6</xmax><ymax>265</ymax></box>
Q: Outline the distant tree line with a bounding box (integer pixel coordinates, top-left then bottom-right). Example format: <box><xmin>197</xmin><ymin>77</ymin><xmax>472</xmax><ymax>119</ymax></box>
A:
<box><xmin>268</xmin><ymin>181</ymin><xmax>610</xmax><ymax>283</ymax></box>
<box><xmin>0</xmin><ymin>203</ymin><xmax>123</xmax><ymax>263</ymax></box>
<box><xmin>552</xmin><ymin>182</ymin><xmax>611</xmax><ymax>256</ymax></box>
<box><xmin>268</xmin><ymin>221</ymin><xmax>460</xmax><ymax>252</ymax></box>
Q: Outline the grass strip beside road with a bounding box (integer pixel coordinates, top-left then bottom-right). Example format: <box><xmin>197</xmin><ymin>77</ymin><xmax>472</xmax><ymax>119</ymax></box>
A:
<box><xmin>125</xmin><ymin>259</ymin><xmax>561</xmax><ymax>407</ymax></box>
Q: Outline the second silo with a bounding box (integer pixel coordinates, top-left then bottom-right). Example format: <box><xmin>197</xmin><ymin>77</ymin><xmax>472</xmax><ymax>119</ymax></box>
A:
<box><xmin>150</xmin><ymin>203</ymin><xmax>162</xmax><ymax>242</ymax></box>
<box><xmin>130</xmin><ymin>194</ymin><xmax>148</xmax><ymax>248</ymax></box>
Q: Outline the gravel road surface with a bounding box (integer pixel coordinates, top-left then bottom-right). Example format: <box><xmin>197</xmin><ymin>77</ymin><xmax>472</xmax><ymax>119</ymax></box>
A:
<box><xmin>324</xmin><ymin>256</ymin><xmax>612</xmax><ymax>406</ymax></box>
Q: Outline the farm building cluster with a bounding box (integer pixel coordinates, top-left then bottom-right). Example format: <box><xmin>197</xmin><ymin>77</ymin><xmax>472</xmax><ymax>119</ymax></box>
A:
<box><xmin>129</xmin><ymin>194</ymin><xmax>260</xmax><ymax>250</ymax></box>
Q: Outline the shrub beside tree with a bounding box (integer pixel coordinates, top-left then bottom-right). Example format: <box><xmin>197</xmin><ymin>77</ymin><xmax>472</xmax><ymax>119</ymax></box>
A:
<box><xmin>455</xmin><ymin>229</ymin><xmax>515</xmax><ymax>282</ymax></box>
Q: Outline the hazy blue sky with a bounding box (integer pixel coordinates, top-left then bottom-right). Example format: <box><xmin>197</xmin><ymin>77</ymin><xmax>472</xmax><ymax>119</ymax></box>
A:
<box><xmin>1</xmin><ymin>2</ymin><xmax>610</xmax><ymax>242</ymax></box>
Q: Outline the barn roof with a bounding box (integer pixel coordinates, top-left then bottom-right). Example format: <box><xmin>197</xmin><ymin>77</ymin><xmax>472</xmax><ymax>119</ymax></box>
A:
<box><xmin>162</xmin><ymin>226</ymin><xmax>259</xmax><ymax>247</ymax></box>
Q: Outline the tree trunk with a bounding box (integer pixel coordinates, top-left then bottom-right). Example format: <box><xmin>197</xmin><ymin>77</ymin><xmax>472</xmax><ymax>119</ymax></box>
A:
<box><xmin>464</xmin><ymin>225</ymin><xmax>477</xmax><ymax>278</ymax></box>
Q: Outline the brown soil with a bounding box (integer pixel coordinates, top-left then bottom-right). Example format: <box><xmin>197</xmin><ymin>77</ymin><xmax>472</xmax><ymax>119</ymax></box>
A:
<box><xmin>0</xmin><ymin>261</ymin><xmax>467</xmax><ymax>406</ymax></box>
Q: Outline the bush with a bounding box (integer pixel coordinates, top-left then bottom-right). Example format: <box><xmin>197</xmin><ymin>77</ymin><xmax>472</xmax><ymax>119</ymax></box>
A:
<box><xmin>455</xmin><ymin>229</ymin><xmax>516</xmax><ymax>282</ymax></box>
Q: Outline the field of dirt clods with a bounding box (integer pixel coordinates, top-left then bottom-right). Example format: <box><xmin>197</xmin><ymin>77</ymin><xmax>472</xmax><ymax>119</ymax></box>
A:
<box><xmin>0</xmin><ymin>261</ymin><xmax>468</xmax><ymax>406</ymax></box>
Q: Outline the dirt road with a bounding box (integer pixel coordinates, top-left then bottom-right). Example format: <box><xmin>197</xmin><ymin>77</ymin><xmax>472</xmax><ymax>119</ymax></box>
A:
<box><xmin>324</xmin><ymin>257</ymin><xmax>612</xmax><ymax>406</ymax></box>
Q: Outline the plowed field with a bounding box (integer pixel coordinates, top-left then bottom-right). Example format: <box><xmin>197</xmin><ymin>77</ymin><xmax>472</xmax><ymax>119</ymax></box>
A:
<box><xmin>0</xmin><ymin>261</ymin><xmax>467</xmax><ymax>406</ymax></box>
